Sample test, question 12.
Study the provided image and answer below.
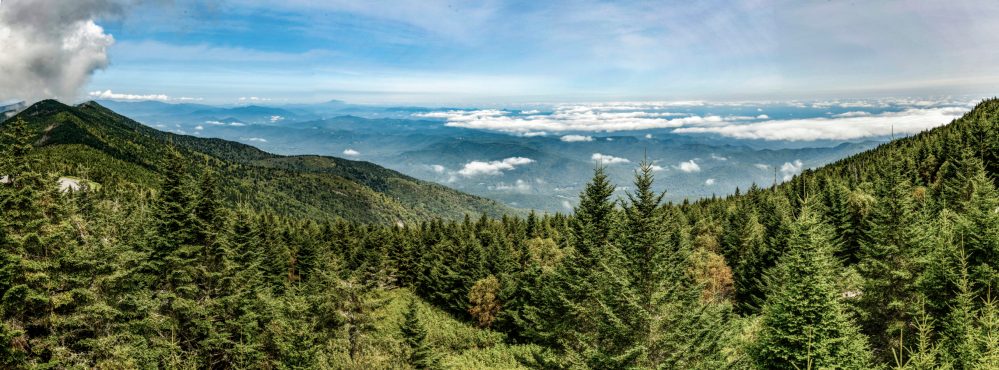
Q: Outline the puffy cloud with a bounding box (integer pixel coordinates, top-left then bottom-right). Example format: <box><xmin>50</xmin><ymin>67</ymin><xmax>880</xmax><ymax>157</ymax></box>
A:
<box><xmin>458</xmin><ymin>157</ymin><xmax>535</xmax><ymax>177</ymax></box>
<box><xmin>430</xmin><ymin>164</ymin><xmax>446</xmax><ymax>173</ymax></box>
<box><xmin>561</xmin><ymin>134</ymin><xmax>594</xmax><ymax>142</ymax></box>
<box><xmin>650</xmin><ymin>164</ymin><xmax>665</xmax><ymax>172</ymax></box>
<box><xmin>753</xmin><ymin>163</ymin><xmax>771</xmax><ymax>170</ymax></box>
<box><xmin>245</xmin><ymin>137</ymin><xmax>267</xmax><ymax>142</ymax></box>
<box><xmin>0</xmin><ymin>0</ymin><xmax>123</xmax><ymax>102</ymax></box>
<box><xmin>781</xmin><ymin>160</ymin><xmax>804</xmax><ymax>180</ymax></box>
<box><xmin>270</xmin><ymin>115</ymin><xmax>284</xmax><ymax>122</ymax></box>
<box><xmin>194</xmin><ymin>125</ymin><xmax>204</xmax><ymax>130</ymax></box>
<box><xmin>674</xmin><ymin>107</ymin><xmax>967</xmax><ymax>141</ymax></box>
<box><xmin>756</xmin><ymin>114</ymin><xmax>769</xmax><ymax>119</ymax></box>
<box><xmin>562</xmin><ymin>200</ymin><xmax>573</xmax><ymax>210</ymax></box>
<box><xmin>591</xmin><ymin>153</ymin><xmax>630</xmax><ymax>165</ymax></box>
<box><xmin>705</xmin><ymin>178</ymin><xmax>716</xmax><ymax>185</ymax></box>
<box><xmin>644</xmin><ymin>133</ymin><xmax>653</xmax><ymax>139</ymax></box>
<box><xmin>677</xmin><ymin>160</ymin><xmax>701</xmax><ymax>173</ymax></box>
<box><xmin>343</xmin><ymin>148</ymin><xmax>360</xmax><ymax>156</ymax></box>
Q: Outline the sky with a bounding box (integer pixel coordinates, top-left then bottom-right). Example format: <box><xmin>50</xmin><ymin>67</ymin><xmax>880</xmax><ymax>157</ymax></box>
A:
<box><xmin>2</xmin><ymin>0</ymin><xmax>999</xmax><ymax>105</ymax></box>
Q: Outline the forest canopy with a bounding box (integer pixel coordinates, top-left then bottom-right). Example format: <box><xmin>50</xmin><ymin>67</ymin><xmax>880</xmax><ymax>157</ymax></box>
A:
<box><xmin>0</xmin><ymin>98</ymin><xmax>998</xmax><ymax>368</ymax></box>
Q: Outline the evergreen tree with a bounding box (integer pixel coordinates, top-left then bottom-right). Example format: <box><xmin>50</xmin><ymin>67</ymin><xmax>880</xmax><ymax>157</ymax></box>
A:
<box><xmin>856</xmin><ymin>167</ymin><xmax>923</xmax><ymax>361</ymax></box>
<box><xmin>401</xmin><ymin>299</ymin><xmax>437</xmax><ymax>369</ymax></box>
<box><xmin>752</xmin><ymin>199</ymin><xmax>871</xmax><ymax>369</ymax></box>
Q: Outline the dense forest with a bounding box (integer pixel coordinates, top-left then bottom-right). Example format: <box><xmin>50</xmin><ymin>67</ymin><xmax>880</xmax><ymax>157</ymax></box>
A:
<box><xmin>1</xmin><ymin>98</ymin><xmax>998</xmax><ymax>369</ymax></box>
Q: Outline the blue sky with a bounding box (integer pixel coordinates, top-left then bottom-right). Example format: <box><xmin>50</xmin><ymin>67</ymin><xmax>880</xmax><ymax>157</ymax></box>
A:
<box><xmin>4</xmin><ymin>0</ymin><xmax>999</xmax><ymax>105</ymax></box>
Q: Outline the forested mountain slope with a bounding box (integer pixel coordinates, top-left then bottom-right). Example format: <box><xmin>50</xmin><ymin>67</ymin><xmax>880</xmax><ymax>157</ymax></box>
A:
<box><xmin>7</xmin><ymin>100</ymin><xmax>514</xmax><ymax>223</ymax></box>
<box><xmin>0</xmin><ymin>99</ymin><xmax>996</xmax><ymax>368</ymax></box>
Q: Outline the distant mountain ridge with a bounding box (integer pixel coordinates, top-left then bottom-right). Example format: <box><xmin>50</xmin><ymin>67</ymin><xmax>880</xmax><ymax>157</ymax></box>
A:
<box><xmin>5</xmin><ymin>100</ymin><xmax>516</xmax><ymax>223</ymax></box>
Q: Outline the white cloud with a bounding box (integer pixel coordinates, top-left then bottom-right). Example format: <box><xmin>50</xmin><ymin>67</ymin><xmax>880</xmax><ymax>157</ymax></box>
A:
<box><xmin>205</xmin><ymin>120</ymin><xmax>225</xmax><ymax>125</ymax></box>
<box><xmin>832</xmin><ymin>111</ymin><xmax>871</xmax><ymax>118</ymax></box>
<box><xmin>674</xmin><ymin>107</ymin><xmax>968</xmax><ymax>141</ymax></box>
<box><xmin>591</xmin><ymin>153</ymin><xmax>630</xmax><ymax>165</ymax></box>
<box><xmin>754</xmin><ymin>163</ymin><xmax>771</xmax><ymax>170</ymax></box>
<box><xmin>561</xmin><ymin>134</ymin><xmax>594</xmax><ymax>142</ymax></box>
<box><xmin>705</xmin><ymin>178</ymin><xmax>716</xmax><ymax>185</ymax></box>
<box><xmin>650</xmin><ymin>164</ymin><xmax>665</xmax><ymax>172</ymax></box>
<box><xmin>710</xmin><ymin>153</ymin><xmax>728</xmax><ymax>161</ymax></box>
<box><xmin>230</xmin><ymin>122</ymin><xmax>246</xmax><ymax>127</ymax></box>
<box><xmin>521</xmin><ymin>109</ymin><xmax>540</xmax><ymax>114</ymax></box>
<box><xmin>270</xmin><ymin>115</ymin><xmax>284</xmax><ymax>122</ymax></box>
<box><xmin>458</xmin><ymin>157</ymin><xmax>535</xmax><ymax>177</ymax></box>
<box><xmin>245</xmin><ymin>137</ymin><xmax>267</xmax><ymax>142</ymax></box>
<box><xmin>523</xmin><ymin>131</ymin><xmax>547</xmax><ymax>137</ymax></box>
<box><xmin>430</xmin><ymin>164</ymin><xmax>446</xmax><ymax>173</ymax></box>
<box><xmin>343</xmin><ymin>148</ymin><xmax>361</xmax><ymax>156</ymax></box>
<box><xmin>677</xmin><ymin>160</ymin><xmax>701</xmax><ymax>173</ymax></box>
<box><xmin>239</xmin><ymin>96</ymin><xmax>271</xmax><ymax>102</ymax></box>
<box><xmin>417</xmin><ymin>104</ymin><xmax>720</xmax><ymax>133</ymax></box>
<box><xmin>414</xmin><ymin>109</ymin><xmax>507</xmax><ymax>119</ymax></box>
<box><xmin>644</xmin><ymin>133</ymin><xmax>653</xmax><ymax>139</ymax></box>
<box><xmin>89</xmin><ymin>90</ymin><xmax>167</xmax><ymax>101</ymax></box>
<box><xmin>88</xmin><ymin>89</ymin><xmax>201</xmax><ymax>102</ymax></box>
<box><xmin>194</xmin><ymin>125</ymin><xmax>204</xmax><ymax>130</ymax></box>
<box><xmin>0</xmin><ymin>1</ymin><xmax>120</xmax><ymax>103</ymax></box>
<box><xmin>756</xmin><ymin>114</ymin><xmax>769</xmax><ymax>119</ymax></box>
<box><xmin>781</xmin><ymin>160</ymin><xmax>804</xmax><ymax>181</ymax></box>
<box><xmin>562</xmin><ymin>200</ymin><xmax>573</xmax><ymax>210</ymax></box>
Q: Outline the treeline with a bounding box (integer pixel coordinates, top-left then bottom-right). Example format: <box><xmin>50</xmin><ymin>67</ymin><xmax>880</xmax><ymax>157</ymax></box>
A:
<box><xmin>1</xmin><ymin>99</ymin><xmax>998</xmax><ymax>368</ymax></box>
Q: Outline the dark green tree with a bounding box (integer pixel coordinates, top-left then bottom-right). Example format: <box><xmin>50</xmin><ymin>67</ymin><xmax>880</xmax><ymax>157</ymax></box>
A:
<box><xmin>752</xmin><ymin>199</ymin><xmax>871</xmax><ymax>369</ymax></box>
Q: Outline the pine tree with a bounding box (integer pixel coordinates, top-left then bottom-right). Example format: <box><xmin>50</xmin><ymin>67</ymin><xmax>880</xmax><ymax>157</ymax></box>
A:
<box><xmin>401</xmin><ymin>299</ymin><xmax>437</xmax><ymax>369</ymax></box>
<box><xmin>732</xmin><ymin>211</ymin><xmax>770</xmax><ymax>315</ymax></box>
<box><xmin>140</xmin><ymin>146</ymin><xmax>204</xmax><ymax>364</ymax></box>
<box><xmin>0</xmin><ymin>116</ymin><xmax>52</xmax><ymax>365</ymax></box>
<box><xmin>752</xmin><ymin>199</ymin><xmax>871</xmax><ymax>369</ymax></box>
<box><xmin>856</xmin><ymin>167</ymin><xmax>923</xmax><ymax>361</ymax></box>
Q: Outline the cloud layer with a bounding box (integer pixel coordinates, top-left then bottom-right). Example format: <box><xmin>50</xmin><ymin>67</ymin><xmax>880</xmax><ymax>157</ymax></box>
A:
<box><xmin>674</xmin><ymin>107</ymin><xmax>967</xmax><ymax>141</ymax></box>
<box><xmin>415</xmin><ymin>104</ymin><xmax>720</xmax><ymax>133</ymax></box>
<box><xmin>415</xmin><ymin>100</ymin><xmax>971</xmax><ymax>141</ymax></box>
<box><xmin>88</xmin><ymin>89</ymin><xmax>201</xmax><ymax>102</ymax></box>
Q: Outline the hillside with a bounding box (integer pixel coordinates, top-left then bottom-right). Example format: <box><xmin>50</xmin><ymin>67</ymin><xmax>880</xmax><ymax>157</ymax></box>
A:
<box><xmin>0</xmin><ymin>99</ymin><xmax>996</xmax><ymax>368</ymax></box>
<box><xmin>4</xmin><ymin>100</ymin><xmax>515</xmax><ymax>223</ymax></box>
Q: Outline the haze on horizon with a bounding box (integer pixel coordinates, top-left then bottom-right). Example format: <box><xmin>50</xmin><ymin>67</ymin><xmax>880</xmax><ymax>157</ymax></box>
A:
<box><xmin>2</xmin><ymin>0</ymin><xmax>999</xmax><ymax>106</ymax></box>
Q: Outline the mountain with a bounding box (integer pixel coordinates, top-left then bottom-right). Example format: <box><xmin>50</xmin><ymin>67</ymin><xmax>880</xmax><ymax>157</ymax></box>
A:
<box><xmin>7</xmin><ymin>100</ymin><xmax>516</xmax><ymax>223</ymax></box>
<box><xmin>3</xmin><ymin>98</ymin><xmax>997</xmax><ymax>368</ymax></box>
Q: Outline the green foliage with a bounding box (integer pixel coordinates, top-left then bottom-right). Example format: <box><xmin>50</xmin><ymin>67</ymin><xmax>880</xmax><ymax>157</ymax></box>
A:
<box><xmin>751</xmin><ymin>200</ymin><xmax>872</xmax><ymax>369</ymax></box>
<box><xmin>1</xmin><ymin>97</ymin><xmax>999</xmax><ymax>368</ymax></box>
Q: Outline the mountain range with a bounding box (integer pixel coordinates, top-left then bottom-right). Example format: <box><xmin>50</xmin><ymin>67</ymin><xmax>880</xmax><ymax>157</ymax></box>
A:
<box><xmin>97</xmin><ymin>99</ymin><xmax>901</xmax><ymax>211</ymax></box>
<box><xmin>10</xmin><ymin>100</ymin><xmax>514</xmax><ymax>224</ymax></box>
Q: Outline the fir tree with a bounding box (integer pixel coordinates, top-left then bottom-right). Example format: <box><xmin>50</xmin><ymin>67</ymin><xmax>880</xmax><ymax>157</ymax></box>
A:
<box><xmin>752</xmin><ymin>199</ymin><xmax>871</xmax><ymax>369</ymax></box>
<box><xmin>401</xmin><ymin>299</ymin><xmax>437</xmax><ymax>369</ymax></box>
